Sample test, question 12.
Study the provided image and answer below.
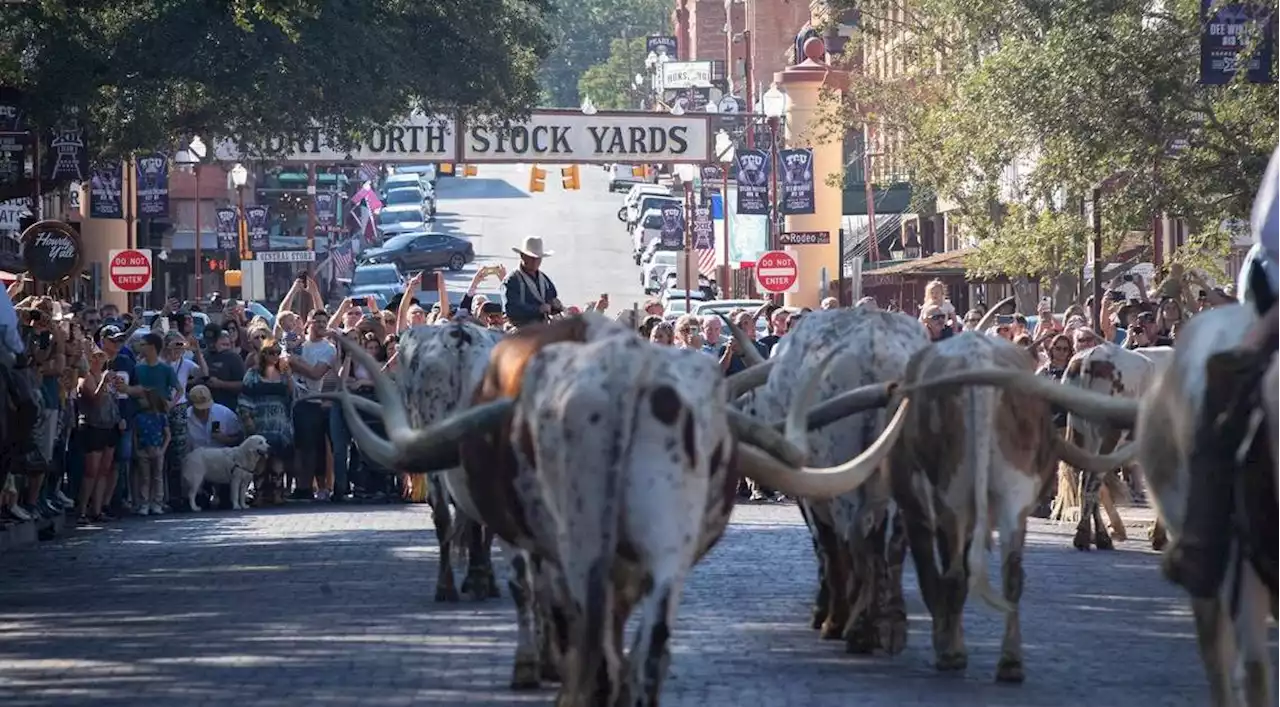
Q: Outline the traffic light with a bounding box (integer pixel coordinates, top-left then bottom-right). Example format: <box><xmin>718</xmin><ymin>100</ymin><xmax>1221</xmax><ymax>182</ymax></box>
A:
<box><xmin>439</xmin><ymin>163</ymin><xmax>455</xmax><ymax>175</ymax></box>
<box><xmin>561</xmin><ymin>165</ymin><xmax>580</xmax><ymax>190</ymax></box>
<box><xmin>631</xmin><ymin>165</ymin><xmax>646</xmax><ymax>178</ymax></box>
<box><xmin>529</xmin><ymin>166</ymin><xmax>547</xmax><ymax>193</ymax></box>
<box><xmin>463</xmin><ymin>164</ymin><xmax>478</xmax><ymax>177</ymax></box>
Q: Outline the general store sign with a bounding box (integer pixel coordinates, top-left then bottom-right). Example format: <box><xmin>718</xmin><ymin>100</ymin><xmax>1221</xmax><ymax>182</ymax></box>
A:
<box><xmin>257</xmin><ymin>250</ymin><xmax>316</xmax><ymax>263</ymax></box>
<box><xmin>461</xmin><ymin>110</ymin><xmax>712</xmax><ymax>164</ymax></box>
<box><xmin>215</xmin><ymin>114</ymin><xmax>458</xmax><ymax>163</ymax></box>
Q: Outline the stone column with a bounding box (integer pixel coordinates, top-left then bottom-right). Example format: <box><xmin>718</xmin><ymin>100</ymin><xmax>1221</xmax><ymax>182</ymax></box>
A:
<box><xmin>776</xmin><ymin>37</ymin><xmax>845</xmax><ymax>309</ymax></box>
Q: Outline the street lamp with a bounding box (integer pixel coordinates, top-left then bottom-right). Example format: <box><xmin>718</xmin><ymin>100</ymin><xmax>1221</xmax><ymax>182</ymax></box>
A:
<box><xmin>714</xmin><ymin>130</ymin><xmax>736</xmax><ymax>296</ymax></box>
<box><xmin>760</xmin><ymin>83</ymin><xmax>788</xmax><ymax>270</ymax></box>
<box><xmin>581</xmin><ymin>96</ymin><xmax>598</xmax><ymax>115</ymax></box>
<box><xmin>231</xmin><ymin>163</ymin><xmax>248</xmax><ymax>263</ymax></box>
<box><xmin>669</xmin><ymin>100</ymin><xmax>685</xmax><ymax>116</ymax></box>
<box><xmin>175</xmin><ymin>136</ymin><xmax>209</xmax><ymax>300</ymax></box>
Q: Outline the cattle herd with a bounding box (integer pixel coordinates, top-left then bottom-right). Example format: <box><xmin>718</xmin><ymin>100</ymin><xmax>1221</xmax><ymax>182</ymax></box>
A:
<box><xmin>318</xmin><ymin>299</ymin><xmax>1275</xmax><ymax>707</ymax></box>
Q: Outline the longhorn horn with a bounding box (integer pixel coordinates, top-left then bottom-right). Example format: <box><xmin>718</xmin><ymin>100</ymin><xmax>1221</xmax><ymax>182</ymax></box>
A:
<box><xmin>786</xmin><ymin>381</ymin><xmax>898</xmax><ymax>432</ymax></box>
<box><xmin>971</xmin><ymin>295</ymin><xmax>1016</xmax><ymax>334</ymax></box>
<box><xmin>332</xmin><ymin>335</ymin><xmax>511</xmax><ymax>472</ymax></box>
<box><xmin>736</xmin><ymin>402</ymin><xmax>910</xmax><ymax>501</ymax></box>
<box><xmin>725</xmin><ymin>408</ymin><xmax>806</xmax><ymax>468</ymax></box>
<box><xmin>733</xmin><ymin>349</ymin><xmax>910</xmax><ymax>500</ymax></box>
<box><xmin>895</xmin><ymin>367</ymin><xmax>1139</xmax><ymax>428</ymax></box>
<box><xmin>718</xmin><ymin>313</ymin><xmax>766</xmax><ymax>367</ymax></box>
<box><xmin>1053</xmin><ymin>437</ymin><xmax>1139</xmax><ymax>475</ymax></box>
<box><xmin>312</xmin><ymin>392</ymin><xmax>382</xmax><ymax>416</ymax></box>
<box><xmin>727</xmin><ymin>361</ymin><xmax>776</xmax><ymax>398</ymax></box>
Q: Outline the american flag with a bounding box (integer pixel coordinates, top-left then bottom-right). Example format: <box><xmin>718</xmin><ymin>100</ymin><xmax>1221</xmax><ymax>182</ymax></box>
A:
<box><xmin>347</xmin><ymin>181</ymin><xmax>384</xmax><ymax>213</ymax></box>
<box><xmin>329</xmin><ymin>238</ymin><xmax>356</xmax><ymax>279</ymax></box>
<box><xmin>696</xmin><ymin>248</ymin><xmax>718</xmax><ymax>278</ymax></box>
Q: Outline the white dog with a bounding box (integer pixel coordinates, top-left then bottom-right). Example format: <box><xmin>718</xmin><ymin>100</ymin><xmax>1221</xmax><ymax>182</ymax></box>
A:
<box><xmin>182</xmin><ymin>435</ymin><xmax>270</xmax><ymax>511</ymax></box>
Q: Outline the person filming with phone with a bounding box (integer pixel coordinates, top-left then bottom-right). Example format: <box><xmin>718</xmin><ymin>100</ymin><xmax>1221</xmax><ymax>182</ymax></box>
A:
<box><xmin>503</xmin><ymin>236</ymin><xmax>563</xmax><ymax>329</ymax></box>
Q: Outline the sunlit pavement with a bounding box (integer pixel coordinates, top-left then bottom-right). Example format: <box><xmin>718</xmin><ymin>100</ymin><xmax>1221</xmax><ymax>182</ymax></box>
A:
<box><xmin>0</xmin><ymin>502</ymin><xmax>1262</xmax><ymax>706</ymax></box>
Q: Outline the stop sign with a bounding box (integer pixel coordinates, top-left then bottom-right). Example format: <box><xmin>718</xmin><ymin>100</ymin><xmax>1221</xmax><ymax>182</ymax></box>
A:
<box><xmin>108</xmin><ymin>249</ymin><xmax>153</xmax><ymax>293</ymax></box>
<box><xmin>755</xmin><ymin>250</ymin><xmax>799</xmax><ymax>293</ymax></box>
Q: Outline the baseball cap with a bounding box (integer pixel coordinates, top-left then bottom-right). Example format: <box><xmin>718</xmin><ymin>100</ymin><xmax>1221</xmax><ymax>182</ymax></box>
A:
<box><xmin>99</xmin><ymin>325</ymin><xmax>127</xmax><ymax>342</ymax></box>
<box><xmin>187</xmin><ymin>385</ymin><xmax>213</xmax><ymax>411</ymax></box>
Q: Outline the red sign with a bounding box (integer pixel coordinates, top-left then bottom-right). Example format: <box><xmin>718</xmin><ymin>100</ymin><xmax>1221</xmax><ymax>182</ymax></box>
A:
<box><xmin>755</xmin><ymin>250</ymin><xmax>798</xmax><ymax>293</ymax></box>
<box><xmin>109</xmin><ymin>249</ymin><xmax>153</xmax><ymax>293</ymax></box>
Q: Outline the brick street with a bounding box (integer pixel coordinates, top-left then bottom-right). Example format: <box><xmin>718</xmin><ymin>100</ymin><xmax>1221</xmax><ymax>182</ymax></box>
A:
<box><xmin>0</xmin><ymin>502</ymin><xmax>1263</xmax><ymax>706</ymax></box>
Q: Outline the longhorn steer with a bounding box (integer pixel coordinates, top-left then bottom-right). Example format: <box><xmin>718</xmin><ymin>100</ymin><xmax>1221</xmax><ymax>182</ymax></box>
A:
<box><xmin>740</xmin><ymin>308</ymin><xmax>929</xmax><ymax>654</ymax></box>
<box><xmin>899</xmin><ymin>305</ymin><xmax>1276</xmax><ymax>705</ymax></box>
<box><xmin>337</xmin><ymin>313</ymin><xmax>908</xmax><ymax>706</ymax></box>
<box><xmin>1059</xmin><ymin>343</ymin><xmax>1172</xmax><ymax>550</ymax></box>
<box><xmin>892</xmin><ymin>333</ymin><xmax>1093</xmax><ymax>682</ymax></box>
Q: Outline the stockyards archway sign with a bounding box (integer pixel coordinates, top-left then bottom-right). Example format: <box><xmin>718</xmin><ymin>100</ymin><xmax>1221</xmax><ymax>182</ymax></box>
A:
<box><xmin>216</xmin><ymin>110</ymin><xmax>713</xmax><ymax>165</ymax></box>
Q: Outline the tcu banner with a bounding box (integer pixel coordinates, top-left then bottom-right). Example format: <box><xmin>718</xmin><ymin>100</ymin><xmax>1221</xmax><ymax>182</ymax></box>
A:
<box><xmin>779</xmin><ymin>148</ymin><xmax>815</xmax><ymax>215</ymax></box>
<box><xmin>735</xmin><ymin>149</ymin><xmax>770</xmax><ymax>216</ymax></box>
<box><xmin>215</xmin><ymin>207</ymin><xmax>239</xmax><ymax>250</ymax></box>
<box><xmin>245</xmin><ymin>204</ymin><xmax>270</xmax><ymax>251</ymax></box>
<box><xmin>44</xmin><ymin>126</ymin><xmax>89</xmax><ymax>183</ymax></box>
<box><xmin>659</xmin><ymin>203</ymin><xmax>685</xmax><ymax>249</ymax></box>
<box><xmin>89</xmin><ymin>162</ymin><xmax>123</xmax><ymax>219</ymax></box>
<box><xmin>136</xmin><ymin>153</ymin><xmax>170</xmax><ymax>218</ymax></box>
<box><xmin>314</xmin><ymin>192</ymin><xmax>337</xmax><ymax>231</ymax></box>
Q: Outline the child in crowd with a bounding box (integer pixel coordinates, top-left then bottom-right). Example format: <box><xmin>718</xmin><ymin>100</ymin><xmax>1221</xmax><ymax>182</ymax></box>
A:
<box><xmin>132</xmin><ymin>389</ymin><xmax>170</xmax><ymax>516</ymax></box>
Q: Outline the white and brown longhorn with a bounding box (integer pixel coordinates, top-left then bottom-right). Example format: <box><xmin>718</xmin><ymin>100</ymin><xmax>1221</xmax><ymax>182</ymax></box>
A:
<box><xmin>335</xmin><ymin>312</ymin><xmax>909</xmax><ymax>707</ymax></box>
<box><xmin>899</xmin><ymin>304</ymin><xmax>1276</xmax><ymax>706</ymax></box>
<box><xmin>731</xmin><ymin>307</ymin><xmax>930</xmax><ymax>656</ymax></box>
<box><xmin>1055</xmin><ymin>342</ymin><xmax>1172</xmax><ymax>550</ymax></box>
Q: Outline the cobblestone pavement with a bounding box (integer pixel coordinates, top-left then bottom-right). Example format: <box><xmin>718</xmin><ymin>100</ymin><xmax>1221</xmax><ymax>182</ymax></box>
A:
<box><xmin>0</xmin><ymin>502</ymin><xmax>1272</xmax><ymax>706</ymax></box>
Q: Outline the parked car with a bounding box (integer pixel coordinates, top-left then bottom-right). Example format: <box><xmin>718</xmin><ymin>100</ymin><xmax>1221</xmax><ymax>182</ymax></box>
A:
<box><xmin>376</xmin><ymin>203</ymin><xmax>429</xmax><ymax>228</ymax></box>
<box><xmin>348</xmin><ymin>262</ymin><xmax>407</xmax><ymax>304</ymax></box>
<box><xmin>384</xmin><ymin>171</ymin><xmax>434</xmax><ymax>195</ymax></box>
<box><xmin>641</xmin><ymin>251</ymin><xmax>680</xmax><ymax>292</ymax></box>
<box><xmin>618</xmin><ymin>185</ymin><xmax>675</xmax><ymax>225</ymax></box>
<box><xmin>660</xmin><ymin>271</ymin><xmax>715</xmax><ymax>300</ymax></box>
<box><xmin>631</xmin><ymin>209</ymin><xmax>666</xmax><ymax>264</ymax></box>
<box><xmin>359</xmin><ymin>231</ymin><xmax>475</xmax><ymax>272</ymax></box>
<box><xmin>660</xmin><ymin>288</ymin><xmax>708</xmax><ymax>318</ymax></box>
<box><xmin>396</xmin><ymin>164</ymin><xmax>439</xmax><ymax>186</ymax></box>
<box><xmin>381</xmin><ymin>184</ymin><xmax>436</xmax><ymax>216</ymax></box>
<box><xmin>606</xmin><ymin>164</ymin><xmax>654</xmax><ymax>192</ymax></box>
<box><xmin>624</xmin><ymin>194</ymin><xmax>681</xmax><ymax>232</ymax></box>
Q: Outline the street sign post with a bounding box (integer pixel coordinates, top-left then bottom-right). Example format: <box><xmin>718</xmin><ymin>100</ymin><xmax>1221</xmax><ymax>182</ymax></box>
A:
<box><xmin>108</xmin><ymin>248</ymin><xmax>153</xmax><ymax>293</ymax></box>
<box><xmin>755</xmin><ymin>249</ymin><xmax>799</xmax><ymax>294</ymax></box>
<box><xmin>778</xmin><ymin>230</ymin><xmax>830</xmax><ymax>246</ymax></box>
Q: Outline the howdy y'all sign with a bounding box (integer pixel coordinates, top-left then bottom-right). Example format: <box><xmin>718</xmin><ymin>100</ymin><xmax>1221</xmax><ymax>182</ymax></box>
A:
<box><xmin>21</xmin><ymin>220</ymin><xmax>83</xmax><ymax>282</ymax></box>
<box><xmin>462</xmin><ymin>112</ymin><xmax>712</xmax><ymax>164</ymax></box>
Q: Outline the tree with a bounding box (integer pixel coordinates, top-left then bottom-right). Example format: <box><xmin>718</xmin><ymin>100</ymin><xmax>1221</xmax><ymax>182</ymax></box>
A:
<box><xmin>538</xmin><ymin>0</ymin><xmax>670</xmax><ymax>107</ymax></box>
<box><xmin>0</xmin><ymin>0</ymin><xmax>555</xmax><ymax>156</ymax></box>
<box><xmin>824</xmin><ymin>0</ymin><xmax>1278</xmax><ymax>285</ymax></box>
<box><xmin>577</xmin><ymin>37</ymin><xmax>648</xmax><ymax>110</ymax></box>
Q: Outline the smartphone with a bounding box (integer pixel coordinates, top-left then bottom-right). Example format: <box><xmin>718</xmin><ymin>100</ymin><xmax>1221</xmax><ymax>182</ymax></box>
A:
<box><xmin>995</xmin><ymin>315</ymin><xmax>1015</xmax><ymax>326</ymax></box>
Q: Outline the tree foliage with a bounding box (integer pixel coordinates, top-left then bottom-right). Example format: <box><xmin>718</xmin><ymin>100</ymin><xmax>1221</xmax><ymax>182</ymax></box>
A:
<box><xmin>577</xmin><ymin>37</ymin><xmax>649</xmax><ymax>110</ymax></box>
<box><xmin>538</xmin><ymin>0</ymin><xmax>670</xmax><ymax>107</ymax></box>
<box><xmin>824</xmin><ymin>0</ymin><xmax>1278</xmax><ymax>282</ymax></box>
<box><xmin>0</xmin><ymin>0</ymin><xmax>554</xmax><ymax>156</ymax></box>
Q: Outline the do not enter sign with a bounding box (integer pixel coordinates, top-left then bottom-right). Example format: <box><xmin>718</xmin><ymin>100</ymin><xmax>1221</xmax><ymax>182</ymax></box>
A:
<box><xmin>755</xmin><ymin>250</ymin><xmax>799</xmax><ymax>293</ymax></box>
<box><xmin>109</xmin><ymin>249</ymin><xmax>153</xmax><ymax>293</ymax></box>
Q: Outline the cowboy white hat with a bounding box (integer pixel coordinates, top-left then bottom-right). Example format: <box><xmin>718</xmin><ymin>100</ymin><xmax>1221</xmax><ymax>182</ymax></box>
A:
<box><xmin>513</xmin><ymin>236</ymin><xmax>554</xmax><ymax>259</ymax></box>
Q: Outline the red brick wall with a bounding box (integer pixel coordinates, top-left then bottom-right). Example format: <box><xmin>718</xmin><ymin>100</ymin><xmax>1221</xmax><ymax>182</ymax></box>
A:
<box><xmin>689</xmin><ymin>0</ymin><xmax>728</xmax><ymax>63</ymax></box>
<box><xmin>673</xmin><ymin>0</ymin><xmax>691</xmax><ymax>61</ymax></box>
<box><xmin>747</xmin><ymin>0</ymin><xmax>812</xmax><ymax>89</ymax></box>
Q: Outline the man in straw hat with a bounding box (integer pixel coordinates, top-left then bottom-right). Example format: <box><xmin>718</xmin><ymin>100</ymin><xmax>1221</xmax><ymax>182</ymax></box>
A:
<box><xmin>502</xmin><ymin>236</ymin><xmax>564</xmax><ymax>328</ymax></box>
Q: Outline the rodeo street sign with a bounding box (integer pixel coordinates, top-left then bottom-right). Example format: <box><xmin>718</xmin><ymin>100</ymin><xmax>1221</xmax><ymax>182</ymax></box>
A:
<box><xmin>461</xmin><ymin>110</ymin><xmax>712</xmax><ymax>164</ymax></box>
